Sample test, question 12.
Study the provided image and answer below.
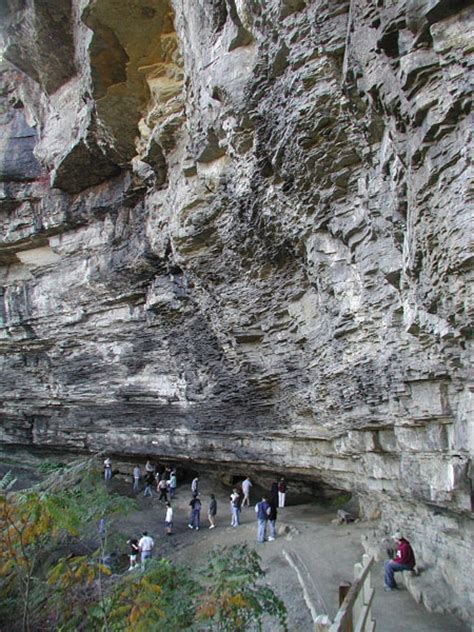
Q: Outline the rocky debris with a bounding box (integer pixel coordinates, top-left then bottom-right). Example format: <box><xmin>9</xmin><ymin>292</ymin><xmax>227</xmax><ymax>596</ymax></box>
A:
<box><xmin>0</xmin><ymin>0</ymin><xmax>472</xmax><ymax>623</ymax></box>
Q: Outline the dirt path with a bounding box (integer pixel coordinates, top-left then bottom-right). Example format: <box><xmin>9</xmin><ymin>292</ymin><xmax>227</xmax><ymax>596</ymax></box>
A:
<box><xmin>108</xmin><ymin>475</ymin><xmax>468</xmax><ymax>632</ymax></box>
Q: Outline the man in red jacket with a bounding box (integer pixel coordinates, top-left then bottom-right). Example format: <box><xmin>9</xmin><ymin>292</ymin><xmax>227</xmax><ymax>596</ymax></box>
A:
<box><xmin>384</xmin><ymin>531</ymin><xmax>416</xmax><ymax>591</ymax></box>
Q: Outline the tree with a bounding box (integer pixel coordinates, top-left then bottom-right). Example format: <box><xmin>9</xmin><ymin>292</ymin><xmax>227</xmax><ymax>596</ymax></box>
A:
<box><xmin>195</xmin><ymin>545</ymin><xmax>287</xmax><ymax>631</ymax></box>
<box><xmin>0</xmin><ymin>461</ymin><xmax>134</xmax><ymax>632</ymax></box>
<box><xmin>107</xmin><ymin>559</ymin><xmax>197</xmax><ymax>632</ymax></box>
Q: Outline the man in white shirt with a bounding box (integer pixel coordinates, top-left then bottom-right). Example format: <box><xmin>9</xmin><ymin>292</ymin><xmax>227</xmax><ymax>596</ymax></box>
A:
<box><xmin>230</xmin><ymin>489</ymin><xmax>241</xmax><ymax>527</ymax></box>
<box><xmin>103</xmin><ymin>457</ymin><xmax>112</xmax><ymax>481</ymax></box>
<box><xmin>165</xmin><ymin>502</ymin><xmax>173</xmax><ymax>535</ymax></box>
<box><xmin>138</xmin><ymin>531</ymin><xmax>155</xmax><ymax>567</ymax></box>
<box><xmin>241</xmin><ymin>477</ymin><xmax>253</xmax><ymax>507</ymax></box>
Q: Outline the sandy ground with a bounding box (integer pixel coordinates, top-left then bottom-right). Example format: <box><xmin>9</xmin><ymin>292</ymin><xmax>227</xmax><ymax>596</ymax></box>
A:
<box><xmin>106</xmin><ymin>474</ymin><xmax>469</xmax><ymax>632</ymax></box>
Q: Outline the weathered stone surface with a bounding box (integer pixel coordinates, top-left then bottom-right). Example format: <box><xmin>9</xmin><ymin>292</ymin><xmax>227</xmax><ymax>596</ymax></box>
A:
<box><xmin>0</xmin><ymin>0</ymin><xmax>472</xmax><ymax>621</ymax></box>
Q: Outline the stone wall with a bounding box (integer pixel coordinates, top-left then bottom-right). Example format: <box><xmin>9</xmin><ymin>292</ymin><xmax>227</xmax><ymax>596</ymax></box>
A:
<box><xmin>0</xmin><ymin>0</ymin><xmax>472</xmax><ymax>621</ymax></box>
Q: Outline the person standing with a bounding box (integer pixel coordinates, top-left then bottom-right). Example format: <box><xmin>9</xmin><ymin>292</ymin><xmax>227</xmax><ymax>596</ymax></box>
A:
<box><xmin>270</xmin><ymin>480</ymin><xmax>278</xmax><ymax>498</ymax></box>
<box><xmin>164</xmin><ymin>502</ymin><xmax>173</xmax><ymax>535</ymax></box>
<box><xmin>127</xmin><ymin>538</ymin><xmax>139</xmax><ymax>570</ymax></box>
<box><xmin>138</xmin><ymin>531</ymin><xmax>155</xmax><ymax>568</ymax></box>
<box><xmin>268</xmin><ymin>497</ymin><xmax>278</xmax><ymax>541</ymax></box>
<box><xmin>132</xmin><ymin>465</ymin><xmax>141</xmax><ymax>492</ymax></box>
<box><xmin>143</xmin><ymin>471</ymin><xmax>155</xmax><ymax>497</ymax></box>
<box><xmin>208</xmin><ymin>494</ymin><xmax>217</xmax><ymax>529</ymax></box>
<box><xmin>157</xmin><ymin>478</ymin><xmax>168</xmax><ymax>502</ymax></box>
<box><xmin>278</xmin><ymin>478</ymin><xmax>287</xmax><ymax>508</ymax></box>
<box><xmin>103</xmin><ymin>457</ymin><xmax>112</xmax><ymax>481</ymax></box>
<box><xmin>169</xmin><ymin>470</ymin><xmax>177</xmax><ymax>499</ymax></box>
<box><xmin>241</xmin><ymin>477</ymin><xmax>253</xmax><ymax>507</ymax></box>
<box><xmin>191</xmin><ymin>476</ymin><xmax>199</xmax><ymax>496</ymax></box>
<box><xmin>255</xmin><ymin>496</ymin><xmax>270</xmax><ymax>543</ymax></box>
<box><xmin>384</xmin><ymin>532</ymin><xmax>416</xmax><ymax>591</ymax></box>
<box><xmin>188</xmin><ymin>495</ymin><xmax>202</xmax><ymax>530</ymax></box>
<box><xmin>145</xmin><ymin>460</ymin><xmax>155</xmax><ymax>475</ymax></box>
<box><xmin>230</xmin><ymin>488</ymin><xmax>241</xmax><ymax>527</ymax></box>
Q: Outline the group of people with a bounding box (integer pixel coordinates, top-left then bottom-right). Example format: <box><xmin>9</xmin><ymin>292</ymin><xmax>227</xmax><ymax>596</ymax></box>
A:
<box><xmin>187</xmin><ymin>476</ymin><xmax>216</xmax><ymax>530</ymax></box>
<box><xmin>126</xmin><ymin>531</ymin><xmax>156</xmax><ymax>570</ymax></box>
<box><xmin>103</xmin><ymin>458</ymin><xmax>178</xmax><ymax>501</ymax></box>
<box><xmin>105</xmin><ymin>457</ymin><xmax>417</xmax><ymax>592</ymax></box>
<box><xmin>185</xmin><ymin>475</ymin><xmax>287</xmax><ymax>539</ymax></box>
<box><xmin>134</xmin><ymin>461</ymin><xmax>178</xmax><ymax>500</ymax></box>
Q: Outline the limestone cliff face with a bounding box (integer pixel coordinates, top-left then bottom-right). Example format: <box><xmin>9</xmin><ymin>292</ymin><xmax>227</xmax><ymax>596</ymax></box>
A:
<box><xmin>0</xmin><ymin>0</ymin><xmax>472</xmax><ymax>620</ymax></box>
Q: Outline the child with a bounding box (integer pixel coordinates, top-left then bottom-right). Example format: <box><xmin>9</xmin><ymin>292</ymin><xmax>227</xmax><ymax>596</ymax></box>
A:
<box><xmin>165</xmin><ymin>502</ymin><xmax>173</xmax><ymax>535</ymax></box>
<box><xmin>127</xmin><ymin>538</ymin><xmax>139</xmax><ymax>570</ymax></box>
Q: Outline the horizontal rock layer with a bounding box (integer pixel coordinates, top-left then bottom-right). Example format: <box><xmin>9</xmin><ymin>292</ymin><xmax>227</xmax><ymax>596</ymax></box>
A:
<box><xmin>0</xmin><ymin>0</ymin><xmax>472</xmax><ymax>621</ymax></box>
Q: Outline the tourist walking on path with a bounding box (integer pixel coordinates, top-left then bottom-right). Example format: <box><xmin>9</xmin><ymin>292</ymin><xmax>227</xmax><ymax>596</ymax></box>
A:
<box><xmin>157</xmin><ymin>478</ymin><xmax>168</xmax><ymax>501</ymax></box>
<box><xmin>103</xmin><ymin>457</ymin><xmax>112</xmax><ymax>481</ymax></box>
<box><xmin>384</xmin><ymin>532</ymin><xmax>416</xmax><ymax>591</ymax></box>
<box><xmin>278</xmin><ymin>478</ymin><xmax>287</xmax><ymax>508</ymax></box>
<box><xmin>138</xmin><ymin>531</ymin><xmax>155</xmax><ymax>568</ymax></box>
<box><xmin>241</xmin><ymin>477</ymin><xmax>253</xmax><ymax>507</ymax></box>
<box><xmin>169</xmin><ymin>470</ymin><xmax>177</xmax><ymax>499</ymax></box>
<box><xmin>143</xmin><ymin>471</ymin><xmax>155</xmax><ymax>497</ymax></box>
<box><xmin>132</xmin><ymin>465</ymin><xmax>141</xmax><ymax>492</ymax></box>
<box><xmin>164</xmin><ymin>502</ymin><xmax>173</xmax><ymax>535</ymax></box>
<box><xmin>127</xmin><ymin>538</ymin><xmax>139</xmax><ymax>570</ymax></box>
<box><xmin>268</xmin><ymin>497</ymin><xmax>278</xmax><ymax>541</ymax></box>
<box><xmin>255</xmin><ymin>496</ymin><xmax>271</xmax><ymax>543</ymax></box>
<box><xmin>145</xmin><ymin>460</ymin><xmax>155</xmax><ymax>475</ymax></box>
<box><xmin>230</xmin><ymin>488</ymin><xmax>241</xmax><ymax>527</ymax></box>
<box><xmin>191</xmin><ymin>476</ymin><xmax>199</xmax><ymax>496</ymax></box>
<box><xmin>208</xmin><ymin>494</ymin><xmax>217</xmax><ymax>529</ymax></box>
<box><xmin>189</xmin><ymin>495</ymin><xmax>202</xmax><ymax>530</ymax></box>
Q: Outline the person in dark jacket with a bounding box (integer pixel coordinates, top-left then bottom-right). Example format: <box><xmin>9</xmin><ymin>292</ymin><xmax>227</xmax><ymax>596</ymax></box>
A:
<box><xmin>270</xmin><ymin>480</ymin><xmax>278</xmax><ymax>498</ymax></box>
<box><xmin>255</xmin><ymin>495</ymin><xmax>271</xmax><ymax>543</ymax></box>
<box><xmin>143</xmin><ymin>471</ymin><xmax>155</xmax><ymax>497</ymax></box>
<box><xmin>127</xmin><ymin>538</ymin><xmax>139</xmax><ymax>570</ymax></box>
<box><xmin>188</xmin><ymin>495</ymin><xmax>202</xmax><ymax>530</ymax></box>
<box><xmin>268</xmin><ymin>497</ymin><xmax>278</xmax><ymax>541</ymax></box>
<box><xmin>208</xmin><ymin>494</ymin><xmax>217</xmax><ymax>529</ymax></box>
<box><xmin>384</xmin><ymin>532</ymin><xmax>416</xmax><ymax>590</ymax></box>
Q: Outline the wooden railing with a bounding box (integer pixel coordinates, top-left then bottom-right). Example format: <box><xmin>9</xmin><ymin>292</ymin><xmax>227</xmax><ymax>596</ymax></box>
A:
<box><xmin>315</xmin><ymin>554</ymin><xmax>375</xmax><ymax>632</ymax></box>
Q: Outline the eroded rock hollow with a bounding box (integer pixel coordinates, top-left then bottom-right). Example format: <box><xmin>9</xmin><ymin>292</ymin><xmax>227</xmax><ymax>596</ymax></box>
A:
<box><xmin>0</xmin><ymin>0</ymin><xmax>472</xmax><ymax>621</ymax></box>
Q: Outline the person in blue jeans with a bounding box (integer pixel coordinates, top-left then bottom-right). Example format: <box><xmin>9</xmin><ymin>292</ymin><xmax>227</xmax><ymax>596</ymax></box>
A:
<box><xmin>103</xmin><ymin>458</ymin><xmax>112</xmax><ymax>481</ymax></box>
<box><xmin>255</xmin><ymin>495</ymin><xmax>270</xmax><ymax>543</ymax></box>
<box><xmin>143</xmin><ymin>471</ymin><xmax>154</xmax><ymax>497</ymax></box>
<box><xmin>230</xmin><ymin>489</ymin><xmax>241</xmax><ymax>527</ymax></box>
<box><xmin>268</xmin><ymin>497</ymin><xmax>278</xmax><ymax>541</ymax></box>
<box><xmin>384</xmin><ymin>532</ymin><xmax>416</xmax><ymax>590</ymax></box>
<box><xmin>188</xmin><ymin>495</ymin><xmax>202</xmax><ymax>530</ymax></box>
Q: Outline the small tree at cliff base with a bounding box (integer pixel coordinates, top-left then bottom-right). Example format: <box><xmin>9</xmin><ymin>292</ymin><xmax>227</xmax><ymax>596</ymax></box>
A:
<box><xmin>0</xmin><ymin>460</ymin><xmax>134</xmax><ymax>632</ymax></box>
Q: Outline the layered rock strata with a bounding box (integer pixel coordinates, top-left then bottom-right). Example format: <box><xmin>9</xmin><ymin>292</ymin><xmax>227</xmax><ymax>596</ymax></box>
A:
<box><xmin>0</xmin><ymin>0</ymin><xmax>472</xmax><ymax>621</ymax></box>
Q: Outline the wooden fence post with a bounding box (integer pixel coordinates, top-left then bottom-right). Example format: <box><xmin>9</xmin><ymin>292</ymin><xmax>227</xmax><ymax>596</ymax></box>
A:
<box><xmin>339</xmin><ymin>582</ymin><xmax>352</xmax><ymax>632</ymax></box>
<box><xmin>315</xmin><ymin>614</ymin><xmax>332</xmax><ymax>631</ymax></box>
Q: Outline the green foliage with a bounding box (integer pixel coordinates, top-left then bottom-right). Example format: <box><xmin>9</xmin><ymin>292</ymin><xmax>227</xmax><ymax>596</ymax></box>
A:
<box><xmin>46</xmin><ymin>545</ymin><xmax>287</xmax><ymax>632</ymax></box>
<box><xmin>0</xmin><ymin>461</ymin><xmax>135</xmax><ymax>631</ymax></box>
<box><xmin>46</xmin><ymin>553</ymin><xmax>113</xmax><ymax>631</ymax></box>
<box><xmin>0</xmin><ymin>470</ymin><xmax>17</xmax><ymax>491</ymax></box>
<box><xmin>37</xmin><ymin>459</ymin><xmax>66</xmax><ymax>474</ymax></box>
<box><xmin>195</xmin><ymin>545</ymin><xmax>288</xmax><ymax>631</ymax></box>
<box><xmin>0</xmin><ymin>460</ymin><xmax>286</xmax><ymax>632</ymax></box>
<box><xmin>107</xmin><ymin>559</ymin><xmax>198</xmax><ymax>632</ymax></box>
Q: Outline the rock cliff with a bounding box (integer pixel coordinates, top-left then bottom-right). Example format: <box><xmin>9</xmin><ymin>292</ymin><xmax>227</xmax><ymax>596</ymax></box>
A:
<box><xmin>0</xmin><ymin>0</ymin><xmax>472</xmax><ymax>621</ymax></box>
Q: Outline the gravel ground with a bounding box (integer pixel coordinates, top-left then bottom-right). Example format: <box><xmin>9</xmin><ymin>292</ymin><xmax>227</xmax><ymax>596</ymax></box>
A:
<box><xmin>107</xmin><ymin>473</ymin><xmax>469</xmax><ymax>632</ymax></box>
